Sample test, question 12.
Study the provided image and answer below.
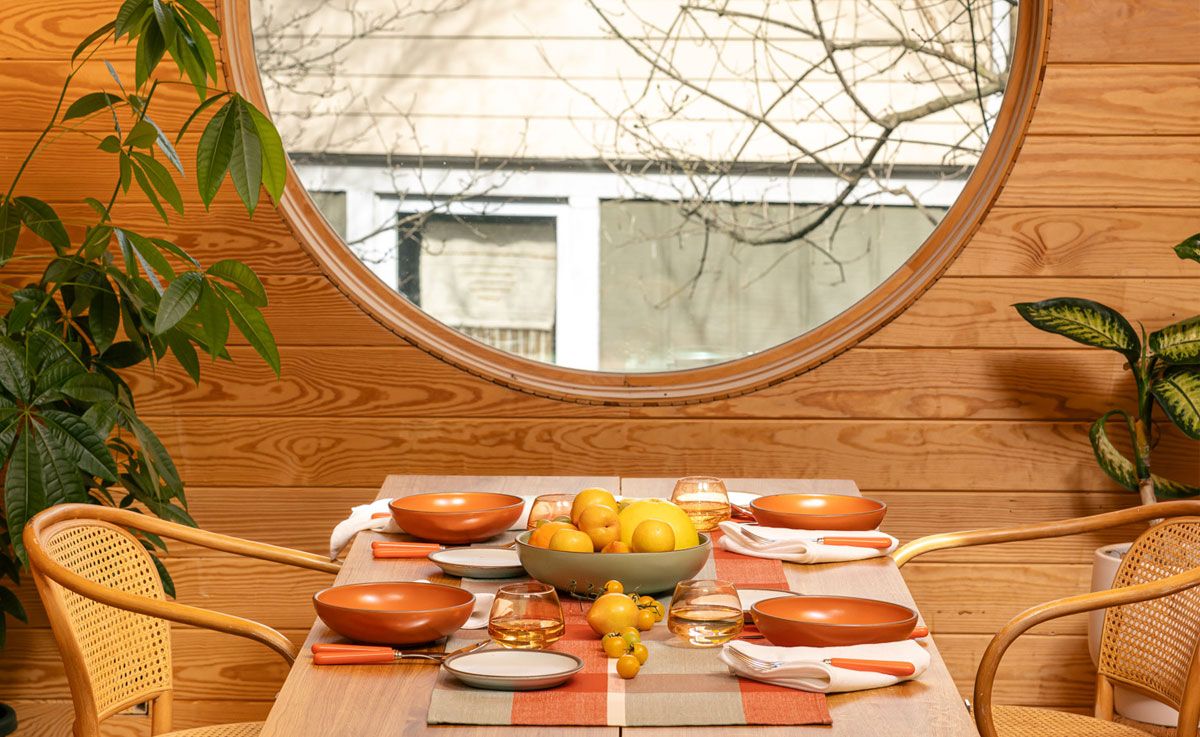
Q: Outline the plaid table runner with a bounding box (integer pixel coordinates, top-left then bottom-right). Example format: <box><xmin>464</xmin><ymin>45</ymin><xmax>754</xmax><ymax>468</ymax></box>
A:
<box><xmin>427</xmin><ymin>532</ymin><xmax>831</xmax><ymax>727</ymax></box>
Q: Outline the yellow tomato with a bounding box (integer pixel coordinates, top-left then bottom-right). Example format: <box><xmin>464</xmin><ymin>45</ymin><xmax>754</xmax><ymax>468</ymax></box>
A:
<box><xmin>631</xmin><ymin>520</ymin><xmax>675</xmax><ymax>553</ymax></box>
<box><xmin>618</xmin><ymin>498</ymin><xmax>699</xmax><ymax>550</ymax></box>
<box><xmin>616</xmin><ymin>654</ymin><xmax>641</xmax><ymax>679</ymax></box>
<box><xmin>636</xmin><ymin>608</ymin><xmax>656</xmax><ymax>631</ymax></box>
<box><xmin>630</xmin><ymin>642</ymin><xmax>649</xmax><ymax>665</ymax></box>
<box><xmin>585</xmin><ymin>592</ymin><xmax>640</xmax><ymax>636</ymax></box>
<box><xmin>603</xmin><ymin>579</ymin><xmax>624</xmax><ymax>594</ymax></box>
<box><xmin>602</xmin><ymin>633</ymin><xmax>630</xmax><ymax>658</ymax></box>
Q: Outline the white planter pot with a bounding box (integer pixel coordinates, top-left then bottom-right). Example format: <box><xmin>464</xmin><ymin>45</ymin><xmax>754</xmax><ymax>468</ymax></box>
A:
<box><xmin>1089</xmin><ymin>543</ymin><xmax>1180</xmax><ymax>726</ymax></box>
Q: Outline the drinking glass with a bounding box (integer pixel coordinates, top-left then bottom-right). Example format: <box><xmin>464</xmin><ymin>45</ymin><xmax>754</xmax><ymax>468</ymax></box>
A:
<box><xmin>671</xmin><ymin>476</ymin><xmax>730</xmax><ymax>531</ymax></box>
<box><xmin>667</xmin><ymin>579</ymin><xmax>743</xmax><ymax>646</ymax></box>
<box><xmin>488</xmin><ymin>582</ymin><xmax>565</xmax><ymax>649</ymax></box>
<box><xmin>526</xmin><ymin>493</ymin><xmax>575</xmax><ymax>529</ymax></box>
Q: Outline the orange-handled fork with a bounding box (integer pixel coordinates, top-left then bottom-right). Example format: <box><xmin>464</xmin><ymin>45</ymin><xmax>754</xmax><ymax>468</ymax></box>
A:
<box><xmin>311</xmin><ymin>640</ymin><xmax>485</xmax><ymax>665</ymax></box>
<box><xmin>371</xmin><ymin>541</ymin><xmax>442</xmax><ymax>559</ymax></box>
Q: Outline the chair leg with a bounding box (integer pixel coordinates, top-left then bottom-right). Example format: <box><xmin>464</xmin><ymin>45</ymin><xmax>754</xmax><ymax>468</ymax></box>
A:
<box><xmin>150</xmin><ymin>692</ymin><xmax>173</xmax><ymax>735</ymax></box>
<box><xmin>1095</xmin><ymin>674</ymin><xmax>1115</xmax><ymax>721</ymax></box>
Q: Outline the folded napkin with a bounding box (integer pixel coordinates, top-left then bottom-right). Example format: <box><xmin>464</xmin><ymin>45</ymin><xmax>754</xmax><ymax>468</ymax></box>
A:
<box><xmin>721</xmin><ymin>639</ymin><xmax>929</xmax><ymax>693</ymax></box>
<box><xmin>328</xmin><ymin>497</ymin><xmax>534</xmax><ymax>560</ymax></box>
<box><xmin>717</xmin><ymin>521</ymin><xmax>897</xmax><ymax>564</ymax></box>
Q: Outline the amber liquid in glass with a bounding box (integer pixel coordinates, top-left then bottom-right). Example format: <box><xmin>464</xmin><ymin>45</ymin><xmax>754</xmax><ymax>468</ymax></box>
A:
<box><xmin>676</xmin><ymin>500</ymin><xmax>731</xmax><ymax>532</ymax></box>
<box><xmin>488</xmin><ymin>617</ymin><xmax>565</xmax><ymax>649</ymax></box>
<box><xmin>667</xmin><ymin>604</ymin><xmax>744</xmax><ymax>645</ymax></box>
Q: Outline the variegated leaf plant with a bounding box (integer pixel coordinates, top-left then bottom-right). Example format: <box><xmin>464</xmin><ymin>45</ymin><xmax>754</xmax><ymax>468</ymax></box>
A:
<box><xmin>1014</xmin><ymin>233</ymin><xmax>1200</xmax><ymax>506</ymax></box>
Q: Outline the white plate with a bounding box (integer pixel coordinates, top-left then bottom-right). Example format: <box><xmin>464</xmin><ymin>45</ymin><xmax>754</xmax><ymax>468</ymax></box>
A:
<box><xmin>737</xmin><ymin>587</ymin><xmax>800</xmax><ymax>621</ymax></box>
<box><xmin>442</xmin><ymin>649</ymin><xmax>584</xmax><ymax>691</ymax></box>
<box><xmin>428</xmin><ymin>547</ymin><xmax>525</xmax><ymax>579</ymax></box>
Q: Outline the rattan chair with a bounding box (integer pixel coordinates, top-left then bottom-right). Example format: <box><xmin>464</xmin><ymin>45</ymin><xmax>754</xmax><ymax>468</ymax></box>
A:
<box><xmin>24</xmin><ymin>503</ymin><xmax>341</xmax><ymax>737</ymax></box>
<box><xmin>894</xmin><ymin>500</ymin><xmax>1200</xmax><ymax>737</ymax></box>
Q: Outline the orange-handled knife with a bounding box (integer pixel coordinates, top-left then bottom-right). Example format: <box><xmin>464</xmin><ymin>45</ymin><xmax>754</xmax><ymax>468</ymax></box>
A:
<box><xmin>817</xmin><ymin>536</ymin><xmax>893</xmax><ymax>549</ymax></box>
<box><xmin>910</xmin><ymin>625</ymin><xmax>929</xmax><ymax>639</ymax></box>
<box><xmin>825</xmin><ymin>658</ymin><xmax>916</xmax><ymax>677</ymax></box>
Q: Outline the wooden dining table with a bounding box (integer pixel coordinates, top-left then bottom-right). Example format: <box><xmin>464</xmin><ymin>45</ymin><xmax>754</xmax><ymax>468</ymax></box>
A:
<box><xmin>257</xmin><ymin>475</ymin><xmax>980</xmax><ymax>736</ymax></box>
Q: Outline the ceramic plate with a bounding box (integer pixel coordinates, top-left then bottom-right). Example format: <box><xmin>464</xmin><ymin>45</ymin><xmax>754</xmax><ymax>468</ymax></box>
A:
<box><xmin>428</xmin><ymin>546</ymin><xmax>525</xmax><ymax>579</ymax></box>
<box><xmin>442</xmin><ymin>649</ymin><xmax>584</xmax><ymax>691</ymax></box>
<box><xmin>737</xmin><ymin>587</ymin><xmax>800</xmax><ymax>622</ymax></box>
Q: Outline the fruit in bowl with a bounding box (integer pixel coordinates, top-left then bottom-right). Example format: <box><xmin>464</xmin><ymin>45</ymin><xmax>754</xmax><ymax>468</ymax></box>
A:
<box><xmin>618</xmin><ymin>499</ymin><xmax>699</xmax><ymax>550</ymax></box>
<box><xmin>516</xmin><ymin>530</ymin><xmax>711</xmax><ymax>595</ymax></box>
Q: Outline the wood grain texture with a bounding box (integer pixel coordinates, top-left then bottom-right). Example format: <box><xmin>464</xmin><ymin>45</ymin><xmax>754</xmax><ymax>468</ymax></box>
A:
<box><xmin>1030</xmin><ymin>65</ymin><xmax>1200</xmax><ymax>135</ymax></box>
<box><xmin>1047</xmin><ymin>0</ymin><xmax>1200</xmax><ymax>63</ymax></box>
<box><xmin>7</xmin><ymin>700</ymin><xmax>272</xmax><ymax>737</ymax></box>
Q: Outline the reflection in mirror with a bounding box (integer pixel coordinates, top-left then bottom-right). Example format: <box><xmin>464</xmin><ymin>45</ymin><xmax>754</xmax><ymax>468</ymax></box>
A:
<box><xmin>251</xmin><ymin>0</ymin><xmax>1015</xmax><ymax>372</ymax></box>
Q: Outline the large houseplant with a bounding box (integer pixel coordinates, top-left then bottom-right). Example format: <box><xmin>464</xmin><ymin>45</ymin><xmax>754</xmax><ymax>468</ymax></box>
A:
<box><xmin>1014</xmin><ymin>232</ymin><xmax>1200</xmax><ymax>724</ymax></box>
<box><xmin>0</xmin><ymin>0</ymin><xmax>286</xmax><ymax>660</ymax></box>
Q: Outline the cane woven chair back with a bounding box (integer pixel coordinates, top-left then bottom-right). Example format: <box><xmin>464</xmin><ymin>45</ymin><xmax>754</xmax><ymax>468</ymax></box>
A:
<box><xmin>1097</xmin><ymin>517</ymin><xmax>1200</xmax><ymax>712</ymax></box>
<box><xmin>34</xmin><ymin>518</ymin><xmax>172</xmax><ymax>722</ymax></box>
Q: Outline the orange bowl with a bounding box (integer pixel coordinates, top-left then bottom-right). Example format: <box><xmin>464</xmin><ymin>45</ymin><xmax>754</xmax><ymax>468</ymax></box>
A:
<box><xmin>751</xmin><ymin>595</ymin><xmax>917</xmax><ymax>647</ymax></box>
<box><xmin>313</xmin><ymin>582</ymin><xmax>475</xmax><ymax>645</ymax></box>
<box><xmin>749</xmin><ymin>493</ymin><xmax>886</xmax><ymax>531</ymax></box>
<box><xmin>389</xmin><ymin>492</ymin><xmax>524</xmax><ymax>543</ymax></box>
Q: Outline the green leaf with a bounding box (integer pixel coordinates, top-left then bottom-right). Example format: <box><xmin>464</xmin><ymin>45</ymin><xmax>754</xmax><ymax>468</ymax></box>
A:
<box><xmin>124</xmin><ymin>120</ymin><xmax>159</xmax><ymax>149</ymax></box>
<box><xmin>154</xmin><ymin>271</ymin><xmax>203</xmax><ymax>334</ymax></box>
<box><xmin>244</xmin><ymin>102</ymin><xmax>286</xmax><ymax>202</ymax></box>
<box><xmin>60</xmin><ymin>373</ymin><xmax>117</xmax><ymax>403</ymax></box>
<box><xmin>131</xmin><ymin>152</ymin><xmax>183</xmax><ymax>214</ymax></box>
<box><xmin>148</xmin><ymin>550</ymin><xmax>176</xmax><ymax>598</ymax></box>
<box><xmin>135</xmin><ymin>18</ymin><xmax>166</xmax><ymax>90</ymax></box>
<box><xmin>14</xmin><ymin>197</ymin><xmax>69</xmax><ymax>253</ymax></box>
<box><xmin>82</xmin><ymin>401</ymin><xmax>119</xmax><ymax>437</ymax></box>
<box><xmin>176</xmin><ymin>0</ymin><xmax>219</xmax><ymax>35</ymax></box>
<box><xmin>89</xmin><ymin>286</ymin><xmax>120</xmax><ymax>354</ymax></box>
<box><xmin>84</xmin><ymin>198</ymin><xmax>110</xmax><ymax>220</ymax></box>
<box><xmin>1153</xmin><ymin>369</ymin><xmax>1200</xmax><ymax>439</ymax></box>
<box><xmin>101</xmin><ymin>341</ymin><xmax>147</xmax><ymax>369</ymax></box>
<box><xmin>1090</xmin><ymin>411</ymin><xmax>1140</xmax><ymax>491</ymax></box>
<box><xmin>146</xmin><ymin>117</ymin><xmax>184</xmax><ymax>174</ymax></box>
<box><xmin>126</xmin><ymin>415</ymin><xmax>182</xmax><ymax>493</ymax></box>
<box><xmin>115</xmin><ymin>0</ymin><xmax>152</xmax><ymax>38</ymax></box>
<box><xmin>149</xmin><ymin>237</ymin><xmax>199</xmax><ymax>268</ymax></box>
<box><xmin>228</xmin><ymin>100</ymin><xmax>263</xmax><ymax>213</ymax></box>
<box><xmin>81</xmin><ymin>224</ymin><xmax>113</xmax><ymax>259</ymax></box>
<box><xmin>208</xmin><ymin>260</ymin><xmax>267</xmax><ymax>307</ymax></box>
<box><xmin>124</xmin><ymin>230</ymin><xmax>176</xmax><ymax>282</ymax></box>
<box><xmin>175</xmin><ymin>92</ymin><xmax>227</xmax><ymax>144</ymax></box>
<box><xmin>0</xmin><ymin>585</ymin><xmax>26</xmax><ymax>624</ymax></box>
<box><xmin>72</xmin><ymin>20</ymin><xmax>117</xmax><ymax>62</ymax></box>
<box><xmin>31</xmin><ymin>420</ymin><xmax>85</xmax><ymax>506</ymax></box>
<box><xmin>214</xmin><ymin>283</ymin><xmax>279</xmax><ymax>375</ymax></box>
<box><xmin>1014</xmin><ymin>298</ymin><xmax>1141</xmax><ymax>359</ymax></box>
<box><xmin>1150</xmin><ymin>316</ymin><xmax>1200</xmax><ymax>364</ymax></box>
<box><xmin>98</xmin><ymin>135</ymin><xmax>122</xmax><ymax>154</ymax></box>
<box><xmin>195</xmin><ymin>100</ymin><xmax>236</xmax><ymax>207</ymax></box>
<box><xmin>118</xmin><ymin>153</ymin><xmax>133</xmax><ymax>193</ymax></box>
<box><xmin>172</xmin><ymin>29</ymin><xmax>209</xmax><ymax>99</ymax></box>
<box><xmin>131</xmin><ymin>162</ymin><xmax>167</xmax><ymax>222</ymax></box>
<box><xmin>196</xmin><ymin>281</ymin><xmax>228</xmax><ymax>359</ymax></box>
<box><xmin>164</xmin><ymin>329</ymin><xmax>200</xmax><ymax>384</ymax></box>
<box><xmin>63</xmin><ymin>92</ymin><xmax>122</xmax><ymax>122</ymax></box>
<box><xmin>41</xmin><ymin>410</ymin><xmax>119</xmax><ymax>481</ymax></box>
<box><xmin>0</xmin><ymin>201</ymin><xmax>20</xmax><ymax>265</ymax></box>
<box><xmin>0</xmin><ymin>339</ymin><xmax>31</xmax><ymax>402</ymax></box>
<box><xmin>1152</xmin><ymin>475</ymin><xmax>1200</xmax><ymax>499</ymax></box>
<box><xmin>1174</xmin><ymin>233</ymin><xmax>1200</xmax><ymax>264</ymax></box>
<box><xmin>177</xmin><ymin>7</ymin><xmax>217</xmax><ymax>80</ymax></box>
<box><xmin>5</xmin><ymin>431</ymin><xmax>43</xmax><ymax>565</ymax></box>
<box><xmin>151</xmin><ymin>0</ymin><xmax>177</xmax><ymax>48</ymax></box>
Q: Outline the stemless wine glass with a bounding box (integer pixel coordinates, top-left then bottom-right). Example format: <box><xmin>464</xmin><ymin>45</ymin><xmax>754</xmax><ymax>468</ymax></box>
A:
<box><xmin>526</xmin><ymin>493</ymin><xmax>575</xmax><ymax>529</ymax></box>
<box><xmin>667</xmin><ymin>579</ymin><xmax>743</xmax><ymax>646</ymax></box>
<box><xmin>671</xmin><ymin>476</ymin><xmax>730</xmax><ymax>531</ymax></box>
<box><xmin>488</xmin><ymin>582</ymin><xmax>565</xmax><ymax>649</ymax></box>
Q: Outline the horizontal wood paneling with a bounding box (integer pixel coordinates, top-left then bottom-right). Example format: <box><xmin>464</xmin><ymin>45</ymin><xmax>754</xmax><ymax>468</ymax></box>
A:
<box><xmin>1030</xmin><ymin>65</ymin><xmax>1200</xmax><ymax>135</ymax></box>
<box><xmin>148</xmin><ymin>416</ymin><xmax>1200</xmax><ymax>491</ymax></box>
<box><xmin>1047</xmin><ymin>0</ymin><xmax>1200</xmax><ymax>63</ymax></box>
<box><xmin>9</xmin><ymin>700</ymin><xmax>272</xmax><ymax>737</ymax></box>
<box><xmin>939</xmin><ymin>634</ymin><xmax>1095</xmax><ymax>706</ymax></box>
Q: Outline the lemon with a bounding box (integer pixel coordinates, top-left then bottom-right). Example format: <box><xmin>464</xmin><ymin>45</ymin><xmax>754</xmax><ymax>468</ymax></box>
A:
<box><xmin>617</xmin><ymin>498</ymin><xmax>699</xmax><ymax>550</ymax></box>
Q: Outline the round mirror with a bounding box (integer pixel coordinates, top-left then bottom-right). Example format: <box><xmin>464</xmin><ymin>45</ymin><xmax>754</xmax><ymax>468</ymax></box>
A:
<box><xmin>228</xmin><ymin>0</ymin><xmax>1043</xmax><ymax>399</ymax></box>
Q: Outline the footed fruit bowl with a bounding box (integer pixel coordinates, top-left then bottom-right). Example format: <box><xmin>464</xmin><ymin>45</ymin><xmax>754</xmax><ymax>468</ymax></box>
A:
<box><xmin>515</xmin><ymin>532</ymin><xmax>711</xmax><ymax>596</ymax></box>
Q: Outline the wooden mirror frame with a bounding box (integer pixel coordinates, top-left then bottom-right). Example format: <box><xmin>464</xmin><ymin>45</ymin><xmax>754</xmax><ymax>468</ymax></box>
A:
<box><xmin>218</xmin><ymin>0</ymin><xmax>1050</xmax><ymax>406</ymax></box>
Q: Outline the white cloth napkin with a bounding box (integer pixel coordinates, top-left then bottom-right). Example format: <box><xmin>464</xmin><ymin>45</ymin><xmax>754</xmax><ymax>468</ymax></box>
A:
<box><xmin>717</xmin><ymin>521</ymin><xmax>898</xmax><ymax>564</ymax></box>
<box><xmin>328</xmin><ymin>497</ymin><xmax>535</xmax><ymax>560</ymax></box>
<box><xmin>721</xmin><ymin>639</ymin><xmax>929</xmax><ymax>693</ymax></box>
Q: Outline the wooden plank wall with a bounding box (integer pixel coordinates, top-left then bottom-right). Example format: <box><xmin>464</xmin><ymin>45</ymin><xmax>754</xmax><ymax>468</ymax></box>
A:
<box><xmin>3</xmin><ymin>0</ymin><xmax>1200</xmax><ymax>733</ymax></box>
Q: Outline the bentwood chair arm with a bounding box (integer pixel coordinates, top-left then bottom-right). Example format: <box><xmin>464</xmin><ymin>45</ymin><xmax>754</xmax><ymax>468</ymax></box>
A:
<box><xmin>25</xmin><ymin>503</ymin><xmax>342</xmax><ymax>664</ymax></box>
<box><xmin>892</xmin><ymin>499</ymin><xmax>1200</xmax><ymax>567</ymax></box>
<box><xmin>972</xmin><ymin>567</ymin><xmax>1200</xmax><ymax>737</ymax></box>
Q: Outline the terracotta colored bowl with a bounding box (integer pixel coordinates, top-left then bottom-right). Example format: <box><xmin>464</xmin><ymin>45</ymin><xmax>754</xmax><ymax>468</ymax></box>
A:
<box><xmin>389</xmin><ymin>492</ymin><xmax>524</xmax><ymax>543</ymax></box>
<box><xmin>750</xmin><ymin>493</ymin><xmax>886</xmax><ymax>531</ymax></box>
<box><xmin>313</xmin><ymin>581</ymin><xmax>475</xmax><ymax>645</ymax></box>
<box><xmin>750</xmin><ymin>595</ymin><xmax>917</xmax><ymax>647</ymax></box>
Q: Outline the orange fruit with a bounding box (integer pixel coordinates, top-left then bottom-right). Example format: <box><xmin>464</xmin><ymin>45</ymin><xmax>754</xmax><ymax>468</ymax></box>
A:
<box><xmin>602</xmin><ymin>633</ymin><xmax>629</xmax><ymax>658</ymax></box>
<box><xmin>571</xmin><ymin>488</ymin><xmax>618</xmax><ymax>525</ymax></box>
<box><xmin>618</xmin><ymin>499</ymin><xmax>698</xmax><ymax>550</ymax></box>
<box><xmin>631</xmin><ymin>520</ymin><xmax>675</xmax><ymax>553</ymax></box>
<box><xmin>616</xmin><ymin>654</ymin><xmax>640</xmax><ymax>679</ymax></box>
<box><xmin>578</xmin><ymin>504</ymin><xmax>621</xmax><ymax>551</ymax></box>
<box><xmin>603</xmin><ymin>579</ymin><xmax>624</xmax><ymax>594</ymax></box>
<box><xmin>630</xmin><ymin>642</ymin><xmax>649</xmax><ymax>664</ymax></box>
<box><xmin>585</xmin><ymin>592</ymin><xmax>639</xmax><ymax>636</ymax></box>
<box><xmin>548</xmin><ymin>529</ymin><xmax>593</xmax><ymax>553</ymax></box>
<box><xmin>600</xmin><ymin>541</ymin><xmax>630</xmax><ymax>553</ymax></box>
<box><xmin>636</xmin><ymin>609</ymin><xmax>656</xmax><ymax>631</ymax></box>
<box><xmin>529</xmin><ymin>521</ymin><xmax>575</xmax><ymax>548</ymax></box>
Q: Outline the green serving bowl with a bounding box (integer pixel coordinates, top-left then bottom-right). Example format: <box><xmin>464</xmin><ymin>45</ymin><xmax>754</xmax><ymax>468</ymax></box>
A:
<box><xmin>515</xmin><ymin>531</ymin><xmax>711</xmax><ymax>596</ymax></box>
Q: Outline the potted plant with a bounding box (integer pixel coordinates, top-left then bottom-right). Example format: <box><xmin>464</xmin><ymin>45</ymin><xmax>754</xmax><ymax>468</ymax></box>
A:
<box><xmin>1014</xmin><ymin>232</ymin><xmax>1200</xmax><ymax>724</ymax></box>
<box><xmin>0</xmin><ymin>0</ymin><xmax>286</xmax><ymax>724</ymax></box>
